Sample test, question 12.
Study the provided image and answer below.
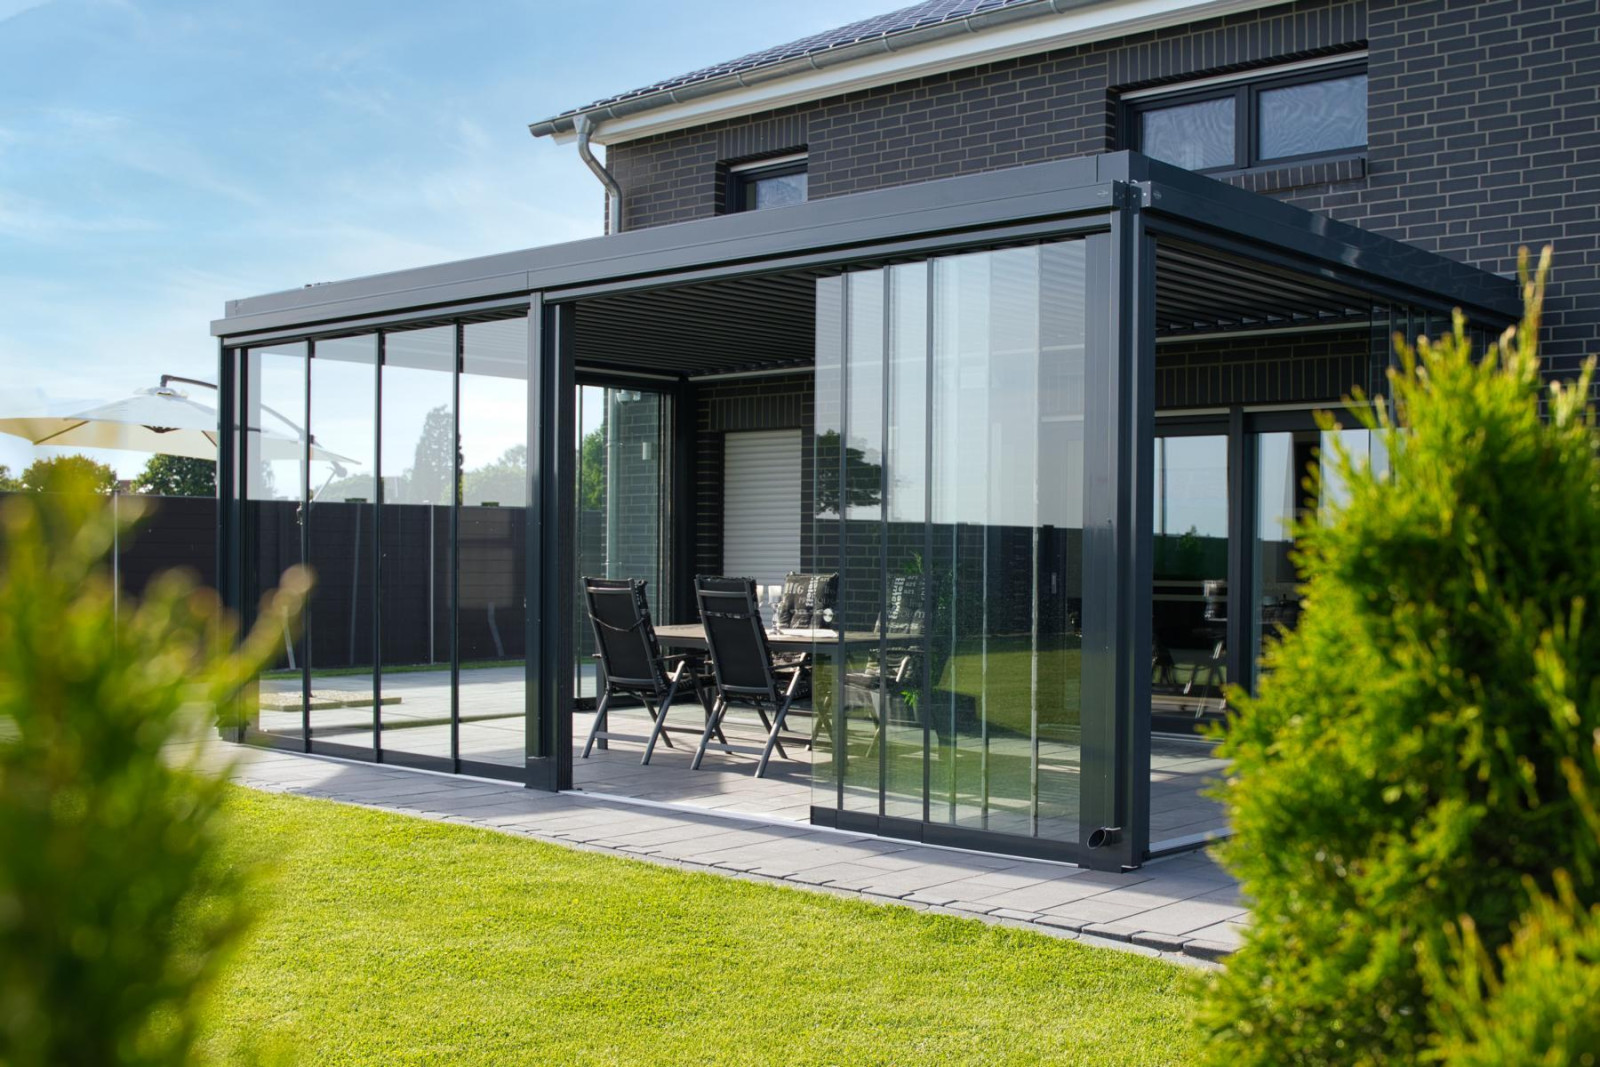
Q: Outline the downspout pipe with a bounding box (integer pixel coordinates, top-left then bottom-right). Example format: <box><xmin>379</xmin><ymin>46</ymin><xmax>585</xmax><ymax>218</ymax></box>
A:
<box><xmin>574</xmin><ymin>114</ymin><xmax>624</xmax><ymax>234</ymax></box>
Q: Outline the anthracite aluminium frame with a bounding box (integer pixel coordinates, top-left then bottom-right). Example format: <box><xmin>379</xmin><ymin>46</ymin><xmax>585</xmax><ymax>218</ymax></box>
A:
<box><xmin>1123</xmin><ymin>57</ymin><xmax>1369</xmax><ymax>176</ymax></box>
<box><xmin>215</xmin><ymin>152</ymin><xmax>1520</xmax><ymax>870</ymax></box>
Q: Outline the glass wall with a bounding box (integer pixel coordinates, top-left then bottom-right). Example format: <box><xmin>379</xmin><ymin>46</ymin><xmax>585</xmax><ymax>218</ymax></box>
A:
<box><xmin>235</xmin><ymin>312</ymin><xmax>530</xmax><ymax>780</ymax></box>
<box><xmin>572</xmin><ymin>384</ymin><xmax>667</xmax><ymax>702</ymax></box>
<box><xmin>244</xmin><ymin>342</ymin><xmax>308</xmax><ymax>744</ymax></box>
<box><xmin>459</xmin><ymin>317</ymin><xmax>531</xmax><ymax>768</ymax></box>
<box><xmin>1251</xmin><ymin>424</ymin><xmax>1389</xmax><ymax>669</ymax></box>
<box><xmin>1150</xmin><ymin>432</ymin><xmax>1231</xmax><ymax>718</ymax></box>
<box><xmin>379</xmin><ymin>325</ymin><xmax>455</xmax><ymax>763</ymax></box>
<box><xmin>811</xmin><ymin>241</ymin><xmax>1089</xmax><ymax>848</ymax></box>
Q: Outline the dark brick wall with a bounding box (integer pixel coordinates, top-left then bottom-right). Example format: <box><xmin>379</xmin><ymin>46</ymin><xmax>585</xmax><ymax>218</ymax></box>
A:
<box><xmin>607</xmin><ymin>0</ymin><xmax>1600</xmax><ymax>376</ymax></box>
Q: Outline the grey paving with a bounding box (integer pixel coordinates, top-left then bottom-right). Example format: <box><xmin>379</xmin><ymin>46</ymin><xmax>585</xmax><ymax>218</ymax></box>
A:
<box><xmin>187</xmin><ymin>736</ymin><xmax>1246</xmax><ymax>967</ymax></box>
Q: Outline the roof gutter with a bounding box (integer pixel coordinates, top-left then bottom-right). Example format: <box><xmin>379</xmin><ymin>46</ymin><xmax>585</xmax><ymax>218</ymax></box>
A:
<box><xmin>574</xmin><ymin>114</ymin><xmax>625</xmax><ymax>233</ymax></box>
<box><xmin>528</xmin><ymin>0</ymin><xmax>1292</xmax><ymax>144</ymax></box>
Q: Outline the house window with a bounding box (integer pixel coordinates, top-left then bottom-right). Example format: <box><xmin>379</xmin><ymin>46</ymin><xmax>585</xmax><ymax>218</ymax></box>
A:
<box><xmin>728</xmin><ymin>153</ymin><xmax>808</xmax><ymax>212</ymax></box>
<box><xmin>1125</xmin><ymin>57</ymin><xmax>1367</xmax><ymax>174</ymax></box>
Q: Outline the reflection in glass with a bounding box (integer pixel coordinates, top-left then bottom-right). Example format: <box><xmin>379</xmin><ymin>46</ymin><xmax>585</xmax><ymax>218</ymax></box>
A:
<box><xmin>1140</xmin><ymin>97</ymin><xmax>1236</xmax><ymax>170</ymax></box>
<box><xmin>1251</xmin><ymin>425</ymin><xmax>1388</xmax><ymax>669</ymax></box>
<box><xmin>841</xmin><ymin>271</ymin><xmax>884</xmax><ymax>814</ymax></box>
<box><xmin>379</xmin><ymin>325</ymin><xmax>455</xmax><ymax>762</ymax></box>
<box><xmin>1259</xmin><ymin>74</ymin><xmax>1367</xmax><ymax>161</ymax></box>
<box><xmin>244</xmin><ymin>342</ymin><xmax>307</xmax><ymax>743</ymax></box>
<box><xmin>459</xmin><ymin>317</ymin><xmax>529</xmax><ymax>767</ymax></box>
<box><xmin>306</xmin><ymin>334</ymin><xmax>378</xmax><ymax>751</ymax></box>
<box><xmin>883</xmin><ymin>263</ymin><xmax>928</xmax><ymax>821</ymax></box>
<box><xmin>812</xmin><ymin>242</ymin><xmax>1087</xmax><ymax>843</ymax></box>
<box><xmin>746</xmin><ymin>170</ymin><xmax>808</xmax><ymax>210</ymax></box>
<box><xmin>1150</xmin><ymin>434</ymin><xmax>1229</xmax><ymax>717</ymax></box>
<box><xmin>573</xmin><ymin>384</ymin><xmax>665</xmax><ymax>704</ymax></box>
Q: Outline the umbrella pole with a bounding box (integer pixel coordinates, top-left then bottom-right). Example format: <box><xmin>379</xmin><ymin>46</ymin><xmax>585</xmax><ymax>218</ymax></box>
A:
<box><xmin>112</xmin><ymin>487</ymin><xmax>119</xmax><ymax>622</ymax></box>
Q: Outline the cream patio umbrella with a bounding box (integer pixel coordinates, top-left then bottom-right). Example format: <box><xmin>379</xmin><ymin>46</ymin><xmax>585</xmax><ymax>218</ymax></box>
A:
<box><xmin>0</xmin><ymin>377</ymin><xmax>348</xmax><ymax>467</ymax></box>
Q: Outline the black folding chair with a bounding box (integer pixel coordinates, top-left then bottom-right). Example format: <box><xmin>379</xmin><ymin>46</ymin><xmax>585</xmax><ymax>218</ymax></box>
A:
<box><xmin>692</xmin><ymin>576</ymin><xmax>808</xmax><ymax>778</ymax></box>
<box><xmin>581</xmin><ymin>577</ymin><xmax>703</xmax><ymax>765</ymax></box>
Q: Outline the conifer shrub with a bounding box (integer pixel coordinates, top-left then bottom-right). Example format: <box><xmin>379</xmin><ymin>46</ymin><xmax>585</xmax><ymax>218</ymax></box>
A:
<box><xmin>1423</xmin><ymin>870</ymin><xmax>1600</xmax><ymax>1067</ymax></box>
<box><xmin>1195</xmin><ymin>249</ymin><xmax>1600</xmax><ymax>1065</ymax></box>
<box><xmin>0</xmin><ymin>467</ymin><xmax>308</xmax><ymax>1066</ymax></box>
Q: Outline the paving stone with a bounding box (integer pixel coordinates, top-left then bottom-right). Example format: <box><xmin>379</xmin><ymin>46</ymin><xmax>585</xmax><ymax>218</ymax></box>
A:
<box><xmin>1119</xmin><ymin>899</ymin><xmax>1248</xmax><ymax>936</ymax></box>
<box><xmin>1040</xmin><ymin>898</ymin><xmax>1150</xmax><ymax>925</ymax></box>
<box><xmin>1131</xmin><ymin>931</ymin><xmax>1194</xmax><ymax>952</ymax></box>
<box><xmin>1182</xmin><ymin>939</ymin><xmax>1237</xmax><ymax>962</ymax></box>
<box><xmin>1082</xmin><ymin>922</ymin><xmax>1137</xmax><ymax>943</ymax></box>
<box><xmin>990</xmin><ymin>908</ymin><xmax>1043</xmax><ymax>923</ymax></box>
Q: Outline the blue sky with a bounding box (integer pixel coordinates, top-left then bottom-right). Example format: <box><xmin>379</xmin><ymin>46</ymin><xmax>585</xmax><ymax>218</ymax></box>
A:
<box><xmin>0</xmin><ymin>0</ymin><xmax>902</xmax><ymax>476</ymax></box>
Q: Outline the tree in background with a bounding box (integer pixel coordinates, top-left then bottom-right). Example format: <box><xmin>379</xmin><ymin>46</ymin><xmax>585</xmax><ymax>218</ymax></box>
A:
<box><xmin>133</xmin><ymin>454</ymin><xmax>216</xmax><ymax>497</ymax></box>
<box><xmin>579</xmin><ymin>429</ymin><xmax>604</xmax><ymax>510</ymax></box>
<box><xmin>0</xmin><ymin>466</ymin><xmax>20</xmax><ymax>491</ymax></box>
<box><xmin>10</xmin><ymin>454</ymin><xmax>117</xmax><ymax>493</ymax></box>
<box><xmin>0</xmin><ymin>463</ymin><xmax>309</xmax><ymax>1065</ymax></box>
<box><xmin>463</xmin><ymin>443</ymin><xmax>527</xmax><ymax>507</ymax></box>
<box><xmin>1196</xmin><ymin>249</ymin><xmax>1600</xmax><ymax>1065</ymax></box>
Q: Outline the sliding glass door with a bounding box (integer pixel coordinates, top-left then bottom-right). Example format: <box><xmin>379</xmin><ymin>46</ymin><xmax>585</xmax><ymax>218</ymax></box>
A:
<box><xmin>1150</xmin><ymin>428</ymin><xmax>1231</xmax><ymax>722</ymax></box>
<box><xmin>810</xmin><ymin>240</ymin><xmax>1090</xmax><ymax>851</ymax></box>
<box><xmin>235</xmin><ymin>312</ymin><xmax>531</xmax><ymax>780</ymax></box>
<box><xmin>572</xmin><ymin>383</ymin><xmax>669</xmax><ymax>703</ymax></box>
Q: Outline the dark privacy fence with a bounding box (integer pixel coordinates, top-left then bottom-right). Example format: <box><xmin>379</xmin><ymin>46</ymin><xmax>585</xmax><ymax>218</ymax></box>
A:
<box><xmin>248</xmin><ymin>499</ymin><xmax>528</xmax><ymax>672</ymax></box>
<box><xmin>0</xmin><ymin>492</ymin><xmax>219</xmax><ymax>597</ymax></box>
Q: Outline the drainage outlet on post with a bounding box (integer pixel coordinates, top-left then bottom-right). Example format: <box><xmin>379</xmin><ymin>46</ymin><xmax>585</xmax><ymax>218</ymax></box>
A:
<box><xmin>1087</xmin><ymin>826</ymin><xmax>1123</xmax><ymax>850</ymax></box>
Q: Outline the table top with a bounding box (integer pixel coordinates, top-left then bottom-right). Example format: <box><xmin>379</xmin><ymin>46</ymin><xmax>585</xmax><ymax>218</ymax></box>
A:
<box><xmin>653</xmin><ymin>622</ymin><xmax>884</xmax><ymax>652</ymax></box>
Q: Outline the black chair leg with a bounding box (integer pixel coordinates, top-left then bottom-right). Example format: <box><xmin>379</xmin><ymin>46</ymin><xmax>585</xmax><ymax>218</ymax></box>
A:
<box><xmin>582</xmin><ymin>691</ymin><xmax>611</xmax><ymax>759</ymax></box>
<box><xmin>691</xmin><ymin>696</ymin><xmax>727</xmax><ymax>771</ymax></box>
<box><xmin>755</xmin><ymin>694</ymin><xmax>796</xmax><ymax>778</ymax></box>
<box><xmin>641</xmin><ymin>679</ymin><xmax>680</xmax><ymax>766</ymax></box>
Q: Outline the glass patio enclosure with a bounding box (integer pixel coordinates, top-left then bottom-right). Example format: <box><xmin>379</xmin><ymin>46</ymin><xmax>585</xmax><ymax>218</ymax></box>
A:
<box><xmin>215</xmin><ymin>152</ymin><xmax>1519</xmax><ymax>869</ymax></box>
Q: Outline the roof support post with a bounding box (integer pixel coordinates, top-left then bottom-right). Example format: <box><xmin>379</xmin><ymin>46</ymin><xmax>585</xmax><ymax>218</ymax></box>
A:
<box><xmin>526</xmin><ymin>295</ymin><xmax>576</xmax><ymax>790</ymax></box>
<box><xmin>1079</xmin><ymin>183</ymin><xmax>1155</xmax><ymax>870</ymax></box>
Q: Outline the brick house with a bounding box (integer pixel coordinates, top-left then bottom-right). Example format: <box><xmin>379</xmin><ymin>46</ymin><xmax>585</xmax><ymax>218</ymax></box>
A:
<box><xmin>212</xmin><ymin>0</ymin><xmax>1586</xmax><ymax>869</ymax></box>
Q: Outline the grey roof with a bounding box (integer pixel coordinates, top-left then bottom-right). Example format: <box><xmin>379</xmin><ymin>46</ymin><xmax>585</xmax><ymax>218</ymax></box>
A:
<box><xmin>529</xmin><ymin>0</ymin><xmax>1070</xmax><ymax>137</ymax></box>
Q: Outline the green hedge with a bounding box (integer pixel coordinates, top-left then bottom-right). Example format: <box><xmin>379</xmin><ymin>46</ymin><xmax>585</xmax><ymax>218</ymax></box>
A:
<box><xmin>1195</xmin><ymin>250</ymin><xmax>1600</xmax><ymax>1065</ymax></box>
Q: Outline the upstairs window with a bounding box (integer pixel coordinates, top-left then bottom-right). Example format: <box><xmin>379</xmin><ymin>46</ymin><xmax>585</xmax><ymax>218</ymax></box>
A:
<box><xmin>1124</xmin><ymin>57</ymin><xmax>1367</xmax><ymax>174</ymax></box>
<box><xmin>728</xmin><ymin>153</ymin><xmax>808</xmax><ymax>212</ymax></box>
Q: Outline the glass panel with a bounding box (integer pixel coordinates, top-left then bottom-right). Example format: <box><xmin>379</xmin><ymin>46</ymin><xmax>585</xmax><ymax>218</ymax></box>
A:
<box><xmin>841</xmin><ymin>270</ymin><xmax>884</xmax><ymax>814</ymax></box>
<box><xmin>378</xmin><ymin>325</ymin><xmax>455</xmax><ymax>763</ymax></box>
<box><xmin>811</xmin><ymin>243</ymin><xmax>1088</xmax><ymax>840</ymax></box>
<box><xmin>1251</xmin><ymin>425</ymin><xmax>1389</xmax><ymax>668</ymax></box>
<box><xmin>747</xmin><ymin>170</ymin><xmax>807</xmax><ymax>210</ymax></box>
<box><xmin>1258</xmin><ymin>74</ymin><xmax>1367</xmax><ymax>160</ymax></box>
<box><xmin>1139</xmin><ymin>96</ymin><xmax>1236</xmax><ymax>170</ymax></box>
<box><xmin>1150</xmin><ymin>433</ymin><xmax>1229</xmax><ymax>718</ymax></box>
<box><xmin>809</xmin><ymin>275</ymin><xmax>844</xmax><ymax>812</ymax></box>
<box><xmin>1035</xmin><ymin>244</ymin><xmax>1088</xmax><ymax>842</ymax></box>
<box><xmin>305</xmin><ymin>335</ymin><xmax>378</xmax><ymax>752</ymax></box>
<box><xmin>883</xmin><ymin>263</ymin><xmax>928</xmax><ymax>822</ymax></box>
<box><xmin>244</xmin><ymin>342</ymin><xmax>307</xmax><ymax>744</ymax></box>
<box><xmin>572</xmin><ymin>384</ymin><xmax>665</xmax><ymax>705</ymax></box>
<box><xmin>459</xmin><ymin>316</ymin><xmax>529</xmax><ymax>768</ymax></box>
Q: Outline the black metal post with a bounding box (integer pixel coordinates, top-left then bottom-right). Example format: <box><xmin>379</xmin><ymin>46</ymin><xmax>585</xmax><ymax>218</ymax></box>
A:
<box><xmin>300</xmin><ymin>344</ymin><xmax>312</xmax><ymax>752</ymax></box>
<box><xmin>216</xmin><ymin>340</ymin><xmax>244</xmax><ymax>742</ymax></box>
<box><xmin>528</xmin><ymin>296</ymin><xmax>576</xmax><ymax>790</ymax></box>
<box><xmin>1079</xmin><ymin>183</ymin><xmax>1153</xmax><ymax>871</ymax></box>
<box><xmin>450</xmin><ymin>324</ymin><xmax>463</xmax><ymax>772</ymax></box>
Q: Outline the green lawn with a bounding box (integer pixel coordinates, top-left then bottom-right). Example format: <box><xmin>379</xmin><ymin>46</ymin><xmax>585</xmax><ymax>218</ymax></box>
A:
<box><xmin>203</xmin><ymin>790</ymin><xmax>1198</xmax><ymax>1066</ymax></box>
